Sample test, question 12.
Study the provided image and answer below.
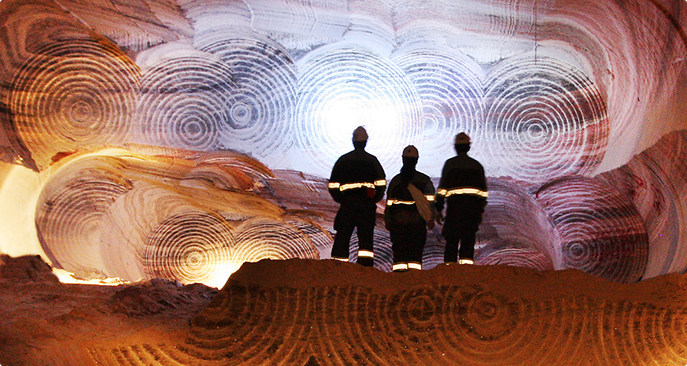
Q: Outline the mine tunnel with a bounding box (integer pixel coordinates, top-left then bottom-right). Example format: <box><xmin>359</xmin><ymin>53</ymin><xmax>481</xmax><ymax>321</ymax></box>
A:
<box><xmin>0</xmin><ymin>0</ymin><xmax>686</xmax><ymax>288</ymax></box>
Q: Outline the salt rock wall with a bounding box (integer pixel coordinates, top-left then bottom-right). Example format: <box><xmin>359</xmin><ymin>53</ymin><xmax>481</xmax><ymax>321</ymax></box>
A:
<box><xmin>85</xmin><ymin>259</ymin><xmax>687</xmax><ymax>366</ymax></box>
<box><xmin>1</xmin><ymin>0</ymin><xmax>685</xmax><ymax>178</ymax></box>
<box><xmin>476</xmin><ymin>130</ymin><xmax>687</xmax><ymax>282</ymax></box>
<box><xmin>597</xmin><ymin>130</ymin><xmax>687</xmax><ymax>279</ymax></box>
<box><xmin>0</xmin><ymin>0</ymin><xmax>686</xmax><ymax>286</ymax></box>
<box><xmin>30</xmin><ymin>130</ymin><xmax>687</xmax><ymax>286</ymax></box>
<box><xmin>34</xmin><ymin>148</ymin><xmax>327</xmax><ymax>288</ymax></box>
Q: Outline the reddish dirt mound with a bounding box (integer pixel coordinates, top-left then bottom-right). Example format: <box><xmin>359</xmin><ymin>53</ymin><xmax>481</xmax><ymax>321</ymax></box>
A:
<box><xmin>3</xmin><ymin>256</ymin><xmax>687</xmax><ymax>365</ymax></box>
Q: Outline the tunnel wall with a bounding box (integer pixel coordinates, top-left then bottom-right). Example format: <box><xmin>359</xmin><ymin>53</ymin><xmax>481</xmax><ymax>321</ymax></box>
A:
<box><xmin>0</xmin><ymin>0</ymin><xmax>685</xmax><ymax>284</ymax></box>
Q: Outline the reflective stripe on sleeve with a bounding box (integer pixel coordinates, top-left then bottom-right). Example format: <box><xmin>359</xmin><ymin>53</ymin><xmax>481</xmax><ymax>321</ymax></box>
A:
<box><xmin>437</xmin><ymin>187</ymin><xmax>488</xmax><ymax>198</ymax></box>
<box><xmin>339</xmin><ymin>182</ymin><xmax>376</xmax><ymax>191</ymax></box>
<box><xmin>330</xmin><ymin>180</ymin><xmax>387</xmax><ymax>191</ymax></box>
<box><xmin>425</xmin><ymin>195</ymin><xmax>435</xmax><ymax>202</ymax></box>
<box><xmin>358</xmin><ymin>250</ymin><xmax>374</xmax><ymax>259</ymax></box>
<box><xmin>386</xmin><ymin>199</ymin><xmax>416</xmax><ymax>206</ymax></box>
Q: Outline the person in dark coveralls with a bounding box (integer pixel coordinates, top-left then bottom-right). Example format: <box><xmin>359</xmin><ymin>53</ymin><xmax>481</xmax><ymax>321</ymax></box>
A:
<box><xmin>328</xmin><ymin>126</ymin><xmax>386</xmax><ymax>267</ymax></box>
<box><xmin>435</xmin><ymin>132</ymin><xmax>488</xmax><ymax>265</ymax></box>
<box><xmin>384</xmin><ymin>145</ymin><xmax>436</xmax><ymax>272</ymax></box>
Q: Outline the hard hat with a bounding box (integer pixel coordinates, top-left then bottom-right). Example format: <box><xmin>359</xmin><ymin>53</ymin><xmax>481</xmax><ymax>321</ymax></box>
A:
<box><xmin>455</xmin><ymin>132</ymin><xmax>471</xmax><ymax>145</ymax></box>
<box><xmin>352</xmin><ymin>126</ymin><xmax>368</xmax><ymax>142</ymax></box>
<box><xmin>402</xmin><ymin>145</ymin><xmax>419</xmax><ymax>158</ymax></box>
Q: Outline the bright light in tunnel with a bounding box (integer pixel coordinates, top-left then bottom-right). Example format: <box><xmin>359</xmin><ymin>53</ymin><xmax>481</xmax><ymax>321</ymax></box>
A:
<box><xmin>293</xmin><ymin>45</ymin><xmax>424</xmax><ymax>177</ymax></box>
<box><xmin>52</xmin><ymin>268</ymin><xmax>128</xmax><ymax>286</ymax></box>
<box><xmin>320</xmin><ymin>98</ymin><xmax>405</xmax><ymax>145</ymax></box>
<box><xmin>0</xmin><ymin>164</ymin><xmax>44</xmax><ymax>258</ymax></box>
<box><xmin>321</xmin><ymin>99</ymin><xmax>366</xmax><ymax>138</ymax></box>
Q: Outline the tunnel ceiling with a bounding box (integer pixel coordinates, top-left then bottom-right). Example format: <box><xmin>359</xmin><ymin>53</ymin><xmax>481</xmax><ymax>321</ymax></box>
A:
<box><xmin>0</xmin><ymin>0</ymin><xmax>686</xmax><ymax>286</ymax></box>
<box><xmin>1</xmin><ymin>0</ymin><xmax>685</xmax><ymax>178</ymax></box>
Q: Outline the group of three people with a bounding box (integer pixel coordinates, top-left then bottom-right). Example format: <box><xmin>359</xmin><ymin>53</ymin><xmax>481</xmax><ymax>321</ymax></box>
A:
<box><xmin>327</xmin><ymin>126</ymin><xmax>488</xmax><ymax>271</ymax></box>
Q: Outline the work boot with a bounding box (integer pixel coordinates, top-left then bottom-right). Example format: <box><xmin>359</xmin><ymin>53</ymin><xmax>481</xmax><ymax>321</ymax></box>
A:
<box><xmin>357</xmin><ymin>257</ymin><xmax>374</xmax><ymax>267</ymax></box>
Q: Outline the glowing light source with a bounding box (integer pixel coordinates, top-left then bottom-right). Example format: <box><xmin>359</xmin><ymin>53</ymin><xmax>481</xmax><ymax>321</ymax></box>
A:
<box><xmin>52</xmin><ymin>268</ymin><xmax>128</xmax><ymax>286</ymax></box>
<box><xmin>294</xmin><ymin>46</ymin><xmax>423</xmax><ymax>177</ymax></box>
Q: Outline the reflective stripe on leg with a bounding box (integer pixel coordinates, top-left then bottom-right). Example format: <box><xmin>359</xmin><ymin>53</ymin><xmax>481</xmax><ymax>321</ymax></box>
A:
<box><xmin>408</xmin><ymin>262</ymin><xmax>422</xmax><ymax>270</ymax></box>
<box><xmin>393</xmin><ymin>263</ymin><xmax>408</xmax><ymax>271</ymax></box>
<box><xmin>358</xmin><ymin>250</ymin><xmax>374</xmax><ymax>259</ymax></box>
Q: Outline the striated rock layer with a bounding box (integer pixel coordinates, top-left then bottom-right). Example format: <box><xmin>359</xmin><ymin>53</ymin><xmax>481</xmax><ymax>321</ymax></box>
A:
<box><xmin>4</xmin><ymin>257</ymin><xmax>687</xmax><ymax>366</ymax></box>
<box><xmin>1</xmin><ymin>0</ymin><xmax>685</xmax><ymax>178</ymax></box>
<box><xmin>14</xmin><ymin>130</ymin><xmax>687</xmax><ymax>287</ymax></box>
<box><xmin>33</xmin><ymin>148</ymin><xmax>330</xmax><ymax>288</ymax></box>
<box><xmin>0</xmin><ymin>254</ymin><xmax>218</xmax><ymax>366</ymax></box>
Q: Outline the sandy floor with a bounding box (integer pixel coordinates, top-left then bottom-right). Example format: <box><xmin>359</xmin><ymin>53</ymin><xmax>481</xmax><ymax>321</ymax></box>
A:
<box><xmin>0</xmin><ymin>255</ymin><xmax>217</xmax><ymax>366</ymax></box>
<box><xmin>3</xmin><ymin>255</ymin><xmax>687</xmax><ymax>365</ymax></box>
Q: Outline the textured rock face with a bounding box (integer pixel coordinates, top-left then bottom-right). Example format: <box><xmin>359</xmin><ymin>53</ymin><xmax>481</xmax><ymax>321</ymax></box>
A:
<box><xmin>33</xmin><ymin>148</ymin><xmax>327</xmax><ymax>288</ymax></box>
<box><xmin>1</xmin><ymin>0</ymin><xmax>684</xmax><ymax>175</ymax></box>
<box><xmin>93</xmin><ymin>259</ymin><xmax>687</xmax><ymax>366</ymax></box>
<box><xmin>0</xmin><ymin>0</ymin><xmax>686</xmax><ymax>285</ymax></box>
<box><xmin>0</xmin><ymin>254</ymin><xmax>219</xmax><ymax>366</ymax></box>
<box><xmin>4</xmin><ymin>257</ymin><xmax>687</xmax><ymax>365</ymax></box>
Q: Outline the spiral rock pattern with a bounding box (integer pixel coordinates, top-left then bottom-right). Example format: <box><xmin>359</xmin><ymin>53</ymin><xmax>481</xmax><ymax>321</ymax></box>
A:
<box><xmin>100</xmin><ymin>183</ymin><xmax>233</xmax><ymax>283</ymax></box>
<box><xmin>283</xmin><ymin>214</ymin><xmax>333</xmax><ymax>257</ymax></box>
<box><xmin>199</xmin><ymin>36</ymin><xmax>297</xmax><ymax>167</ymax></box>
<box><xmin>478</xmin><ymin>247</ymin><xmax>554</xmax><ymax>270</ymax></box>
<box><xmin>422</xmin><ymin>228</ymin><xmax>449</xmax><ymax>270</ymax></box>
<box><xmin>479</xmin><ymin>177</ymin><xmax>559</xmax><ymax>263</ymax></box>
<box><xmin>1</xmin><ymin>1</ymin><xmax>617</xmax><ymax>184</ymax></box>
<box><xmin>483</xmin><ymin>56</ymin><xmax>608</xmax><ymax>182</ymax></box>
<box><xmin>248</xmin><ymin>0</ymin><xmax>350</xmax><ymax>47</ymax></box>
<box><xmin>89</xmin><ymin>261</ymin><xmax>687</xmax><ymax>366</ymax></box>
<box><xmin>392</xmin><ymin>46</ymin><xmax>484</xmax><ymax>173</ymax></box>
<box><xmin>135</xmin><ymin>55</ymin><xmax>238</xmax><ymax>151</ymax></box>
<box><xmin>233</xmin><ymin>218</ymin><xmax>319</xmax><ymax>265</ymax></box>
<box><xmin>34</xmin><ymin>156</ymin><xmax>133</xmax><ymax>275</ymax></box>
<box><xmin>143</xmin><ymin>211</ymin><xmax>235</xmax><ymax>286</ymax></box>
<box><xmin>294</xmin><ymin>46</ymin><xmax>424</xmax><ymax>177</ymax></box>
<box><xmin>440</xmin><ymin>287</ymin><xmax>532</xmax><ymax>362</ymax></box>
<box><xmin>10</xmin><ymin>40</ymin><xmax>140</xmax><ymax>169</ymax></box>
<box><xmin>534</xmin><ymin>176</ymin><xmax>649</xmax><ymax>282</ymax></box>
<box><xmin>348</xmin><ymin>228</ymin><xmax>393</xmax><ymax>272</ymax></box>
<box><xmin>597</xmin><ymin>130</ymin><xmax>687</xmax><ymax>279</ymax></box>
<box><xmin>32</xmin><ymin>149</ymin><xmax>326</xmax><ymax>286</ymax></box>
<box><xmin>185</xmin><ymin>150</ymin><xmax>275</xmax><ymax>192</ymax></box>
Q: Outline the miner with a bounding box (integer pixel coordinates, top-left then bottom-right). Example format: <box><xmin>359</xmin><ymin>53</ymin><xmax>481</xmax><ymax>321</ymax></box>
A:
<box><xmin>327</xmin><ymin>126</ymin><xmax>386</xmax><ymax>267</ymax></box>
<box><xmin>384</xmin><ymin>145</ymin><xmax>436</xmax><ymax>272</ymax></box>
<box><xmin>435</xmin><ymin>132</ymin><xmax>488</xmax><ymax>264</ymax></box>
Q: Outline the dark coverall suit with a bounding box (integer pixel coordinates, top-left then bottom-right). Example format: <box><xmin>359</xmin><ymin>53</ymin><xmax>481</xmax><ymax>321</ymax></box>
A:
<box><xmin>435</xmin><ymin>152</ymin><xmax>488</xmax><ymax>262</ymax></box>
<box><xmin>328</xmin><ymin>148</ymin><xmax>386</xmax><ymax>266</ymax></box>
<box><xmin>384</xmin><ymin>171</ymin><xmax>435</xmax><ymax>271</ymax></box>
